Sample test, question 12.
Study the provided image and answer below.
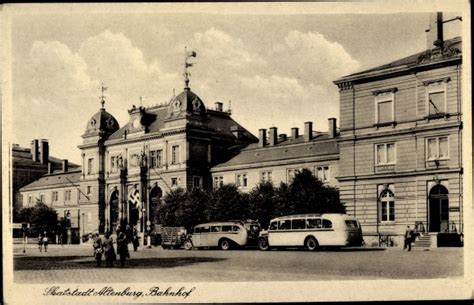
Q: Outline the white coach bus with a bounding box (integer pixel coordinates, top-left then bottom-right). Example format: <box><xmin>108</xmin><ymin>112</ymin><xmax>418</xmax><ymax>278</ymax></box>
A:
<box><xmin>257</xmin><ymin>213</ymin><xmax>363</xmax><ymax>251</ymax></box>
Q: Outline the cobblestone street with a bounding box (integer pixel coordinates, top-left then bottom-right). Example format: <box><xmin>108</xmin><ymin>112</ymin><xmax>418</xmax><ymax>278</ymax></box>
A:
<box><xmin>12</xmin><ymin>244</ymin><xmax>463</xmax><ymax>283</ymax></box>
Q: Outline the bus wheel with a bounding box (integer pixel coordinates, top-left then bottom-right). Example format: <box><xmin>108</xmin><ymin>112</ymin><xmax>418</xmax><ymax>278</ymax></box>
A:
<box><xmin>219</xmin><ymin>239</ymin><xmax>231</xmax><ymax>250</ymax></box>
<box><xmin>183</xmin><ymin>239</ymin><xmax>193</xmax><ymax>250</ymax></box>
<box><xmin>258</xmin><ymin>237</ymin><xmax>269</xmax><ymax>251</ymax></box>
<box><xmin>305</xmin><ymin>237</ymin><xmax>319</xmax><ymax>251</ymax></box>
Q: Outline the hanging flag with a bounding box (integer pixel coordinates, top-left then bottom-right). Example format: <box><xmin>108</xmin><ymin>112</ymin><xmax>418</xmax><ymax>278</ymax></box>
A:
<box><xmin>187</xmin><ymin>50</ymin><xmax>197</xmax><ymax>58</ymax></box>
<box><xmin>185</xmin><ymin>62</ymin><xmax>194</xmax><ymax>68</ymax></box>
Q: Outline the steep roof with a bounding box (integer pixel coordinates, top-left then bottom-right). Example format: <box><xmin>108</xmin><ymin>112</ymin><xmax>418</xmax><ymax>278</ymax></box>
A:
<box><xmin>212</xmin><ymin>132</ymin><xmax>338</xmax><ymax>170</ymax></box>
<box><xmin>20</xmin><ymin>169</ymin><xmax>82</xmax><ymax>191</ymax></box>
<box><xmin>334</xmin><ymin>37</ymin><xmax>462</xmax><ymax>84</ymax></box>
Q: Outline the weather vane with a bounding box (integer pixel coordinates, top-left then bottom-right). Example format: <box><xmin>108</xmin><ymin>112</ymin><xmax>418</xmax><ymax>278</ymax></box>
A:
<box><xmin>184</xmin><ymin>46</ymin><xmax>197</xmax><ymax>89</ymax></box>
<box><xmin>100</xmin><ymin>82</ymin><xmax>108</xmax><ymax>109</ymax></box>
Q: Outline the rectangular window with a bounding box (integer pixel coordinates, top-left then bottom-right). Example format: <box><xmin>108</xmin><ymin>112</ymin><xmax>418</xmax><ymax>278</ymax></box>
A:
<box><xmin>375</xmin><ymin>91</ymin><xmax>394</xmax><ymax>124</ymax></box>
<box><xmin>150</xmin><ymin>150</ymin><xmax>163</xmax><ymax>168</ymax></box>
<box><xmin>39</xmin><ymin>194</ymin><xmax>45</xmax><ymax>203</ymax></box>
<box><xmin>292</xmin><ymin>219</ymin><xmax>306</xmax><ymax>230</ymax></box>
<box><xmin>87</xmin><ymin>158</ymin><xmax>94</xmax><ymax>175</ymax></box>
<box><xmin>287</xmin><ymin>168</ymin><xmax>300</xmax><ymax>183</ymax></box>
<box><xmin>28</xmin><ymin>195</ymin><xmax>33</xmax><ymax>204</ymax></box>
<box><xmin>375</xmin><ymin>143</ymin><xmax>396</xmax><ymax>165</ymax></box>
<box><xmin>171</xmin><ymin>177</ymin><xmax>178</xmax><ymax>188</ymax></box>
<box><xmin>65</xmin><ymin>190</ymin><xmax>71</xmax><ymax>201</ymax></box>
<box><xmin>171</xmin><ymin>146</ymin><xmax>179</xmax><ymax>165</ymax></box>
<box><xmin>260</xmin><ymin>171</ymin><xmax>273</xmax><ymax>183</ymax></box>
<box><xmin>213</xmin><ymin>176</ymin><xmax>224</xmax><ymax>189</ymax></box>
<box><xmin>428</xmin><ymin>91</ymin><xmax>445</xmax><ymax>115</ymax></box>
<box><xmin>427</xmin><ymin>136</ymin><xmax>449</xmax><ymax>160</ymax></box>
<box><xmin>236</xmin><ymin>174</ymin><xmax>248</xmax><ymax>188</ymax></box>
<box><xmin>110</xmin><ymin>156</ymin><xmax>116</xmax><ymax>172</ymax></box>
<box><xmin>425</xmin><ymin>80</ymin><xmax>447</xmax><ymax>116</ymax></box>
<box><xmin>381</xmin><ymin>201</ymin><xmax>396</xmax><ymax>222</ymax></box>
<box><xmin>52</xmin><ymin>191</ymin><xmax>58</xmax><ymax>202</ymax></box>
<box><xmin>316</xmin><ymin>166</ymin><xmax>330</xmax><ymax>182</ymax></box>
<box><xmin>193</xmin><ymin>176</ymin><xmax>202</xmax><ymax>189</ymax></box>
<box><xmin>306</xmin><ymin>218</ymin><xmax>322</xmax><ymax>229</ymax></box>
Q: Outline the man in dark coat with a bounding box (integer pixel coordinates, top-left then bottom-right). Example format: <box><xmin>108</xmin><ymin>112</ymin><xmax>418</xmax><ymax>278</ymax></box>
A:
<box><xmin>117</xmin><ymin>232</ymin><xmax>130</xmax><ymax>268</ymax></box>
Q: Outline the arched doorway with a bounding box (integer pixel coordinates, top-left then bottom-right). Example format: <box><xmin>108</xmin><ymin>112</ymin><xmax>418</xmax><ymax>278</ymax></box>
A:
<box><xmin>109</xmin><ymin>190</ymin><xmax>119</xmax><ymax>233</ymax></box>
<box><xmin>128</xmin><ymin>187</ymin><xmax>140</xmax><ymax>227</ymax></box>
<box><xmin>429</xmin><ymin>185</ymin><xmax>449</xmax><ymax>232</ymax></box>
<box><xmin>149</xmin><ymin>186</ymin><xmax>163</xmax><ymax>226</ymax></box>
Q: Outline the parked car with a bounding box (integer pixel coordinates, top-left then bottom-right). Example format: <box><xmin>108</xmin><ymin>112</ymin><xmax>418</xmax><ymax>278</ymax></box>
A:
<box><xmin>258</xmin><ymin>213</ymin><xmax>363</xmax><ymax>251</ymax></box>
<box><xmin>184</xmin><ymin>220</ymin><xmax>262</xmax><ymax>250</ymax></box>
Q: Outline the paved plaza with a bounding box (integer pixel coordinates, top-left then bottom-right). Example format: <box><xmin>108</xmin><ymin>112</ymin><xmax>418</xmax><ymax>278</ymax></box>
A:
<box><xmin>11</xmin><ymin>243</ymin><xmax>463</xmax><ymax>283</ymax></box>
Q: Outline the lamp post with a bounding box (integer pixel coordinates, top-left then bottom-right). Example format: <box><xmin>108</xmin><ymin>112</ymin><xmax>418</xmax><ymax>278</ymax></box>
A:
<box><xmin>141</xmin><ymin>207</ymin><xmax>146</xmax><ymax>250</ymax></box>
<box><xmin>82</xmin><ymin>212</ymin><xmax>85</xmax><ymax>243</ymax></box>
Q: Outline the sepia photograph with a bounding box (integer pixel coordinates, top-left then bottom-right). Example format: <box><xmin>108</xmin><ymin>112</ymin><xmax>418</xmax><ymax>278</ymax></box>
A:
<box><xmin>2</xmin><ymin>2</ymin><xmax>472</xmax><ymax>303</ymax></box>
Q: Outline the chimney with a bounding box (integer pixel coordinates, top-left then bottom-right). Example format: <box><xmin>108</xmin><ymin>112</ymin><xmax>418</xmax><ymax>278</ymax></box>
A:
<box><xmin>258</xmin><ymin>129</ymin><xmax>267</xmax><ymax>147</ymax></box>
<box><xmin>304</xmin><ymin>122</ymin><xmax>313</xmax><ymax>142</ymax></box>
<box><xmin>215</xmin><ymin>102</ymin><xmax>223</xmax><ymax>112</ymax></box>
<box><xmin>39</xmin><ymin>139</ymin><xmax>49</xmax><ymax>165</ymax></box>
<box><xmin>269</xmin><ymin>127</ymin><xmax>278</xmax><ymax>146</ymax></box>
<box><xmin>62</xmin><ymin>159</ymin><xmax>69</xmax><ymax>172</ymax></box>
<box><xmin>426</xmin><ymin>12</ymin><xmax>444</xmax><ymax>50</ymax></box>
<box><xmin>47</xmin><ymin>162</ymin><xmax>53</xmax><ymax>174</ymax></box>
<box><xmin>291</xmin><ymin>127</ymin><xmax>299</xmax><ymax>140</ymax></box>
<box><xmin>328</xmin><ymin>118</ymin><xmax>337</xmax><ymax>139</ymax></box>
<box><xmin>31</xmin><ymin>139</ymin><xmax>39</xmax><ymax>162</ymax></box>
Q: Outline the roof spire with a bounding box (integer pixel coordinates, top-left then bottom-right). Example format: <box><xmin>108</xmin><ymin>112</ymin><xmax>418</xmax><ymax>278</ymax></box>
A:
<box><xmin>183</xmin><ymin>46</ymin><xmax>197</xmax><ymax>90</ymax></box>
<box><xmin>100</xmin><ymin>82</ymin><xmax>107</xmax><ymax>110</ymax></box>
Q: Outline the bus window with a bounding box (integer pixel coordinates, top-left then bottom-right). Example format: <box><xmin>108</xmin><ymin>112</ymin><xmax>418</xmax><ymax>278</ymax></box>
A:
<box><xmin>269</xmin><ymin>221</ymin><xmax>278</xmax><ymax>231</ymax></box>
<box><xmin>232</xmin><ymin>225</ymin><xmax>241</xmax><ymax>232</ymax></box>
<box><xmin>292</xmin><ymin>219</ymin><xmax>305</xmax><ymax>230</ymax></box>
<box><xmin>278</xmin><ymin>220</ymin><xmax>291</xmax><ymax>230</ymax></box>
<box><xmin>322</xmin><ymin>219</ymin><xmax>332</xmax><ymax>228</ymax></box>
<box><xmin>194</xmin><ymin>227</ymin><xmax>201</xmax><ymax>234</ymax></box>
<box><xmin>211</xmin><ymin>226</ymin><xmax>221</xmax><ymax>232</ymax></box>
<box><xmin>345</xmin><ymin>220</ymin><xmax>358</xmax><ymax>228</ymax></box>
<box><xmin>201</xmin><ymin>226</ymin><xmax>211</xmax><ymax>233</ymax></box>
<box><xmin>222</xmin><ymin>225</ymin><xmax>232</xmax><ymax>232</ymax></box>
<box><xmin>306</xmin><ymin>218</ymin><xmax>322</xmax><ymax>229</ymax></box>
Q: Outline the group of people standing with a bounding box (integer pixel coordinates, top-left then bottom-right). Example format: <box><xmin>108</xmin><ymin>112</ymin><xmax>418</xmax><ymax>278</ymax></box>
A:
<box><xmin>37</xmin><ymin>232</ymin><xmax>49</xmax><ymax>252</ymax></box>
<box><xmin>92</xmin><ymin>227</ymin><xmax>139</xmax><ymax>268</ymax></box>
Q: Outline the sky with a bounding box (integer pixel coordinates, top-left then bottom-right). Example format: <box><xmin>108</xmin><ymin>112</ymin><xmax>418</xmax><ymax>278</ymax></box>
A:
<box><xmin>7</xmin><ymin>4</ymin><xmax>464</xmax><ymax>164</ymax></box>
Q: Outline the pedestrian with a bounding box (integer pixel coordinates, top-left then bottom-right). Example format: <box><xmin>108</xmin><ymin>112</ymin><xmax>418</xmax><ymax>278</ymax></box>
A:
<box><xmin>103</xmin><ymin>231</ymin><xmax>116</xmax><ymax>267</ymax></box>
<box><xmin>117</xmin><ymin>232</ymin><xmax>130</xmax><ymax>268</ymax></box>
<box><xmin>93</xmin><ymin>233</ymin><xmax>104</xmax><ymax>267</ymax></box>
<box><xmin>38</xmin><ymin>233</ymin><xmax>44</xmax><ymax>252</ymax></box>
<box><xmin>132</xmin><ymin>228</ymin><xmax>139</xmax><ymax>252</ymax></box>
<box><xmin>404</xmin><ymin>226</ymin><xmax>414</xmax><ymax>251</ymax></box>
<box><xmin>42</xmin><ymin>232</ymin><xmax>49</xmax><ymax>252</ymax></box>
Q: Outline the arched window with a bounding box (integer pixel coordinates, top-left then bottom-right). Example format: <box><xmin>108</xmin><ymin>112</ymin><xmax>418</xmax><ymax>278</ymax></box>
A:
<box><xmin>380</xmin><ymin>189</ymin><xmax>395</xmax><ymax>222</ymax></box>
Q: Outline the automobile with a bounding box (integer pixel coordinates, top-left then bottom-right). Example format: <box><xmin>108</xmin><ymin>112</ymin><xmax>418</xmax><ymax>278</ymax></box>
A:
<box><xmin>183</xmin><ymin>220</ymin><xmax>262</xmax><ymax>250</ymax></box>
<box><xmin>258</xmin><ymin>213</ymin><xmax>363</xmax><ymax>251</ymax></box>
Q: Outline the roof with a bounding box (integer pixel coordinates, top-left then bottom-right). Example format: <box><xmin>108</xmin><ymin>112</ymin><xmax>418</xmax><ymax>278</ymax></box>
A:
<box><xmin>335</xmin><ymin>37</ymin><xmax>462</xmax><ymax>84</ymax></box>
<box><xmin>12</xmin><ymin>146</ymin><xmax>80</xmax><ymax>169</ymax></box>
<box><xmin>20</xmin><ymin>169</ymin><xmax>82</xmax><ymax>191</ymax></box>
<box><xmin>107</xmin><ymin>94</ymin><xmax>257</xmax><ymax>143</ymax></box>
<box><xmin>212</xmin><ymin>132</ymin><xmax>338</xmax><ymax>170</ymax></box>
<box><xmin>83</xmin><ymin>108</ymin><xmax>120</xmax><ymax>137</ymax></box>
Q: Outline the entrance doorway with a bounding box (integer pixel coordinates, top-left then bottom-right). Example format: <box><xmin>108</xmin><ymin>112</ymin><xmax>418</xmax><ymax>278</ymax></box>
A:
<box><xmin>149</xmin><ymin>186</ymin><xmax>163</xmax><ymax>226</ymax></box>
<box><xmin>429</xmin><ymin>185</ymin><xmax>449</xmax><ymax>232</ymax></box>
<box><xmin>109</xmin><ymin>190</ymin><xmax>119</xmax><ymax>233</ymax></box>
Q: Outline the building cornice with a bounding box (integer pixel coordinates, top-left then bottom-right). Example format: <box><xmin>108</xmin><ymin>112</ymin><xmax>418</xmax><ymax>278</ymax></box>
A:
<box><xmin>337</xmin><ymin>167</ymin><xmax>462</xmax><ymax>181</ymax></box>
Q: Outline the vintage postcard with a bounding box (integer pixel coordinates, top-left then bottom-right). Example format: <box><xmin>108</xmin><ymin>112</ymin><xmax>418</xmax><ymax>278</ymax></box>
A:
<box><xmin>2</xmin><ymin>1</ymin><xmax>472</xmax><ymax>303</ymax></box>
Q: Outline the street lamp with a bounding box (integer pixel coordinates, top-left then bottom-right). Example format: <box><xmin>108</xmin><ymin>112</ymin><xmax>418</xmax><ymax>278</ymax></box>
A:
<box><xmin>141</xmin><ymin>207</ymin><xmax>146</xmax><ymax>250</ymax></box>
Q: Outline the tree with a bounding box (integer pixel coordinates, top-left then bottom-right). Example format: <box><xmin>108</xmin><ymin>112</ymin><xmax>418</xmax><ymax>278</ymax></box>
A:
<box><xmin>159</xmin><ymin>188</ymin><xmax>210</xmax><ymax>230</ymax></box>
<box><xmin>206</xmin><ymin>184</ymin><xmax>250</xmax><ymax>222</ymax></box>
<box><xmin>289</xmin><ymin>168</ymin><xmax>345</xmax><ymax>214</ymax></box>
<box><xmin>248</xmin><ymin>182</ymin><xmax>278</xmax><ymax>228</ymax></box>
<box><xmin>15</xmin><ymin>202</ymin><xmax>58</xmax><ymax>235</ymax></box>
